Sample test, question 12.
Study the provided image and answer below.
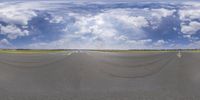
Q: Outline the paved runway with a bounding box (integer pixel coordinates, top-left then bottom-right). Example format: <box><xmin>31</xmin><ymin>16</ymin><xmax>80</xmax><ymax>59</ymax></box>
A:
<box><xmin>0</xmin><ymin>51</ymin><xmax>200</xmax><ymax>100</ymax></box>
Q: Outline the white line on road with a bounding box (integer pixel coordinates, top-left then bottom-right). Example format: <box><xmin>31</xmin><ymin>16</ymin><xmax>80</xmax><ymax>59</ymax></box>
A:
<box><xmin>177</xmin><ymin>51</ymin><xmax>182</xmax><ymax>58</ymax></box>
<box><xmin>62</xmin><ymin>52</ymin><xmax>73</xmax><ymax>56</ymax></box>
<box><xmin>67</xmin><ymin>52</ymin><xmax>72</xmax><ymax>55</ymax></box>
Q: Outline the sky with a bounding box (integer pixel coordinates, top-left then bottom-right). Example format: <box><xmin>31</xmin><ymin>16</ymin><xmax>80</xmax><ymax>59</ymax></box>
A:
<box><xmin>0</xmin><ymin>0</ymin><xmax>200</xmax><ymax>49</ymax></box>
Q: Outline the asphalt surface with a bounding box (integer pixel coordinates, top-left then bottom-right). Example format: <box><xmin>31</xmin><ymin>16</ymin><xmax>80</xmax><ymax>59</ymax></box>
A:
<box><xmin>0</xmin><ymin>51</ymin><xmax>200</xmax><ymax>100</ymax></box>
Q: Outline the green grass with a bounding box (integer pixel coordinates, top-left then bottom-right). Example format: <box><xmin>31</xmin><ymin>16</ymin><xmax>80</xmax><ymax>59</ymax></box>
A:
<box><xmin>92</xmin><ymin>50</ymin><xmax>178</xmax><ymax>53</ymax></box>
<box><xmin>93</xmin><ymin>50</ymin><xmax>200</xmax><ymax>53</ymax></box>
<box><xmin>186</xmin><ymin>50</ymin><xmax>200</xmax><ymax>53</ymax></box>
<box><xmin>0</xmin><ymin>50</ymin><xmax>66</xmax><ymax>54</ymax></box>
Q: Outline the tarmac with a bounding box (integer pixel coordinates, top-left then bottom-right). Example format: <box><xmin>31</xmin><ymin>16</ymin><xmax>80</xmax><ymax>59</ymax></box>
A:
<box><xmin>0</xmin><ymin>51</ymin><xmax>200</xmax><ymax>100</ymax></box>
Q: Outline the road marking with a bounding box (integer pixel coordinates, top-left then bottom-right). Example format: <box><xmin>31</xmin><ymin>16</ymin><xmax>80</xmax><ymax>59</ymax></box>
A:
<box><xmin>177</xmin><ymin>51</ymin><xmax>182</xmax><ymax>58</ymax></box>
<box><xmin>62</xmin><ymin>52</ymin><xmax>72</xmax><ymax>56</ymax></box>
<box><xmin>67</xmin><ymin>52</ymin><xmax>72</xmax><ymax>55</ymax></box>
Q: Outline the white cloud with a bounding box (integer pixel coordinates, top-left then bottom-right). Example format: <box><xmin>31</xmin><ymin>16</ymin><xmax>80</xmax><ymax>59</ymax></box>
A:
<box><xmin>0</xmin><ymin>38</ymin><xmax>10</xmax><ymax>46</ymax></box>
<box><xmin>29</xmin><ymin>39</ymin><xmax>69</xmax><ymax>49</ymax></box>
<box><xmin>5</xmin><ymin>1</ymin><xmax>200</xmax><ymax>49</ymax></box>
<box><xmin>150</xmin><ymin>8</ymin><xmax>176</xmax><ymax>29</ymax></box>
<box><xmin>0</xmin><ymin>10</ymin><xmax>37</xmax><ymax>25</ymax></box>
<box><xmin>188</xmin><ymin>41</ymin><xmax>200</xmax><ymax>49</ymax></box>
<box><xmin>0</xmin><ymin>1</ymin><xmax>66</xmax><ymax>40</ymax></box>
<box><xmin>174</xmin><ymin>40</ymin><xmax>200</xmax><ymax>49</ymax></box>
<box><xmin>0</xmin><ymin>2</ymin><xmax>37</xmax><ymax>25</ymax></box>
<box><xmin>29</xmin><ymin>38</ymin><xmax>152</xmax><ymax>50</ymax></box>
<box><xmin>28</xmin><ymin>7</ymin><xmax>177</xmax><ymax>49</ymax></box>
<box><xmin>104</xmin><ymin>8</ymin><xmax>174</xmax><ymax>28</ymax></box>
<box><xmin>183</xmin><ymin>2</ymin><xmax>200</xmax><ymax>7</ymax></box>
<box><xmin>173</xmin><ymin>27</ymin><xmax>177</xmax><ymax>31</ymax></box>
<box><xmin>126</xmin><ymin>39</ymin><xmax>152</xmax><ymax>45</ymax></box>
<box><xmin>124</xmin><ymin>39</ymin><xmax>152</xmax><ymax>49</ymax></box>
<box><xmin>49</xmin><ymin>16</ymin><xmax>64</xmax><ymax>23</ymax></box>
<box><xmin>179</xmin><ymin>2</ymin><xmax>200</xmax><ymax>36</ymax></box>
<box><xmin>74</xmin><ymin>14</ymin><xmax>117</xmax><ymax>38</ymax></box>
<box><xmin>181</xmin><ymin>21</ymin><xmax>200</xmax><ymax>35</ymax></box>
<box><xmin>116</xmin><ymin>15</ymin><xmax>149</xmax><ymax>28</ymax></box>
<box><xmin>114</xmin><ymin>35</ymin><xmax>128</xmax><ymax>41</ymax></box>
<box><xmin>153</xmin><ymin>40</ymin><xmax>167</xmax><ymax>46</ymax></box>
<box><xmin>51</xmin><ymin>9</ymin><xmax>153</xmax><ymax>49</ymax></box>
<box><xmin>0</xmin><ymin>1</ymin><xmax>64</xmax><ymax>25</ymax></box>
<box><xmin>151</xmin><ymin>8</ymin><xmax>175</xmax><ymax>18</ymax></box>
<box><xmin>73</xmin><ymin>9</ymin><xmax>150</xmax><ymax>40</ymax></box>
<box><xmin>0</xmin><ymin>24</ymin><xmax>29</xmax><ymax>39</ymax></box>
<box><xmin>109</xmin><ymin>8</ymin><xmax>176</xmax><ymax>29</ymax></box>
<box><xmin>180</xmin><ymin>2</ymin><xmax>200</xmax><ymax>21</ymax></box>
<box><xmin>179</xmin><ymin>9</ymin><xmax>200</xmax><ymax>21</ymax></box>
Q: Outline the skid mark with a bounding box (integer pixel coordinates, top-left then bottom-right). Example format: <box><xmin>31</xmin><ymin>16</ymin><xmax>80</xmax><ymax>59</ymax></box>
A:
<box><xmin>99</xmin><ymin>54</ymin><xmax>174</xmax><ymax>78</ymax></box>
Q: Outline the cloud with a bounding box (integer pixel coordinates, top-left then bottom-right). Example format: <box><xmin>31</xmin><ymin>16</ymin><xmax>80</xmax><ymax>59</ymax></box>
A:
<box><xmin>151</xmin><ymin>8</ymin><xmax>175</xmax><ymax>18</ymax></box>
<box><xmin>0</xmin><ymin>24</ymin><xmax>29</xmax><ymax>39</ymax></box>
<box><xmin>187</xmin><ymin>40</ymin><xmax>200</xmax><ymax>49</ymax></box>
<box><xmin>71</xmin><ymin>9</ymin><xmax>152</xmax><ymax>39</ymax></box>
<box><xmin>105</xmin><ymin>9</ymin><xmax>150</xmax><ymax>28</ymax></box>
<box><xmin>125</xmin><ymin>39</ymin><xmax>152</xmax><ymax>49</ymax></box>
<box><xmin>1</xmin><ymin>1</ymin><xmax>200</xmax><ymax>49</ymax></box>
<box><xmin>181</xmin><ymin>21</ymin><xmax>200</xmax><ymax>35</ymax></box>
<box><xmin>179</xmin><ymin>9</ymin><xmax>200</xmax><ymax>22</ymax></box>
<box><xmin>149</xmin><ymin>8</ymin><xmax>176</xmax><ymax>28</ymax></box>
<box><xmin>172</xmin><ymin>40</ymin><xmax>200</xmax><ymax>49</ymax></box>
<box><xmin>180</xmin><ymin>2</ymin><xmax>200</xmax><ymax>21</ymax></box>
<box><xmin>153</xmin><ymin>40</ymin><xmax>167</xmax><ymax>46</ymax></box>
<box><xmin>0</xmin><ymin>38</ymin><xmax>10</xmax><ymax>46</ymax></box>
<box><xmin>179</xmin><ymin>2</ymin><xmax>200</xmax><ymax>36</ymax></box>
<box><xmin>73</xmin><ymin>14</ymin><xmax>117</xmax><ymax>38</ymax></box>
<box><xmin>49</xmin><ymin>16</ymin><xmax>64</xmax><ymax>24</ymax></box>
<box><xmin>0</xmin><ymin>1</ymin><xmax>65</xmax><ymax>25</ymax></box>
<box><xmin>0</xmin><ymin>2</ymin><xmax>37</xmax><ymax>25</ymax></box>
<box><xmin>0</xmin><ymin>1</ymin><xmax>65</xmax><ymax>40</ymax></box>
<box><xmin>28</xmin><ymin>3</ymin><xmax>178</xmax><ymax>49</ymax></box>
<box><xmin>116</xmin><ymin>15</ymin><xmax>149</xmax><ymax>28</ymax></box>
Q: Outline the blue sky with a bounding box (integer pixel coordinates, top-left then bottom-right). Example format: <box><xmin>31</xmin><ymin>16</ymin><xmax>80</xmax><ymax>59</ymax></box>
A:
<box><xmin>0</xmin><ymin>0</ymin><xmax>200</xmax><ymax>49</ymax></box>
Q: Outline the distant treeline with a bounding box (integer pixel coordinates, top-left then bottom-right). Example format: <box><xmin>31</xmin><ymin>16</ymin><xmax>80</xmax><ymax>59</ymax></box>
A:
<box><xmin>0</xmin><ymin>49</ymin><xmax>72</xmax><ymax>51</ymax></box>
<box><xmin>0</xmin><ymin>49</ymin><xmax>200</xmax><ymax>51</ymax></box>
